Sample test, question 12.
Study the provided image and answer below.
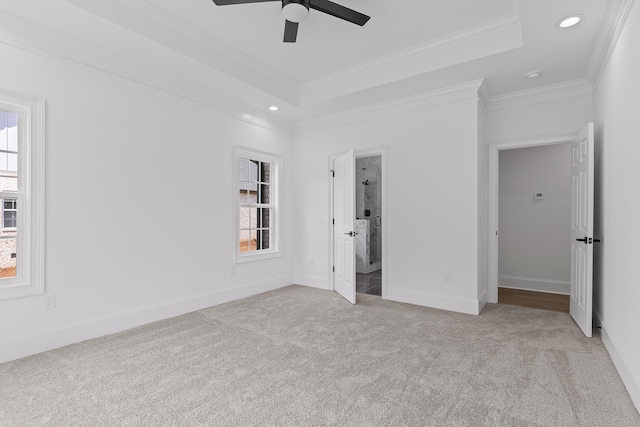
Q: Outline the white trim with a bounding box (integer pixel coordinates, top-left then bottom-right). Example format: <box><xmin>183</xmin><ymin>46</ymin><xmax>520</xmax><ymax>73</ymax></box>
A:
<box><xmin>498</xmin><ymin>275</ymin><xmax>570</xmax><ymax>295</ymax></box>
<box><xmin>233</xmin><ymin>146</ymin><xmax>281</xmax><ymax>264</ymax></box>
<box><xmin>0</xmin><ymin>10</ymin><xmax>294</xmax><ymax>135</ymax></box>
<box><xmin>486</xmin><ymin>79</ymin><xmax>593</xmax><ymax>113</ymax></box>
<box><xmin>0</xmin><ymin>275</ymin><xmax>293</xmax><ymax>364</ymax></box>
<box><xmin>0</xmin><ymin>88</ymin><xmax>45</xmax><ymax>300</ymax></box>
<box><xmin>299</xmin><ymin>15</ymin><xmax>521</xmax><ymax>105</ymax></box>
<box><xmin>297</xmin><ymin>80</ymin><xmax>484</xmax><ymax>134</ymax></box>
<box><xmin>487</xmin><ymin>133</ymin><xmax>575</xmax><ymax>303</ymax></box>
<box><xmin>328</xmin><ymin>146</ymin><xmax>389</xmax><ymax>301</ymax></box>
<box><xmin>594</xmin><ymin>307</ymin><xmax>640</xmax><ymax>412</ymax></box>
<box><xmin>294</xmin><ymin>275</ymin><xmax>330</xmax><ymax>290</ymax></box>
<box><xmin>387</xmin><ymin>287</ymin><xmax>481</xmax><ymax>316</ymax></box>
<box><xmin>63</xmin><ymin>0</ymin><xmax>298</xmax><ymax>104</ymax></box>
<box><xmin>587</xmin><ymin>0</ymin><xmax>636</xmax><ymax>89</ymax></box>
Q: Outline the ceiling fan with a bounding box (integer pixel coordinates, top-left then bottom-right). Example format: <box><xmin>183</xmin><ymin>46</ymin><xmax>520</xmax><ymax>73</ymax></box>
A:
<box><xmin>211</xmin><ymin>0</ymin><xmax>370</xmax><ymax>43</ymax></box>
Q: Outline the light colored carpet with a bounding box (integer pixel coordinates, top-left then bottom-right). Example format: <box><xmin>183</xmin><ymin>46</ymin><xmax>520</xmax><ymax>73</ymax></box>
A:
<box><xmin>1</xmin><ymin>285</ymin><xmax>638</xmax><ymax>426</ymax></box>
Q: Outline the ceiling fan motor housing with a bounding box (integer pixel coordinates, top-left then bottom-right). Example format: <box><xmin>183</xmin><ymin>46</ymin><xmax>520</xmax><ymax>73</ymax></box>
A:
<box><xmin>282</xmin><ymin>0</ymin><xmax>310</xmax><ymax>23</ymax></box>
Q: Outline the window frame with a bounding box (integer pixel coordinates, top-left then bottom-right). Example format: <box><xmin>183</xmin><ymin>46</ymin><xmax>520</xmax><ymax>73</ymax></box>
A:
<box><xmin>234</xmin><ymin>146</ymin><xmax>281</xmax><ymax>264</ymax></box>
<box><xmin>0</xmin><ymin>89</ymin><xmax>45</xmax><ymax>300</ymax></box>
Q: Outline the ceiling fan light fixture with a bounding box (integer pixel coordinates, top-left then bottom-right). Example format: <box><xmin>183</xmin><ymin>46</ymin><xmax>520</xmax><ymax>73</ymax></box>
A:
<box><xmin>282</xmin><ymin>0</ymin><xmax>310</xmax><ymax>23</ymax></box>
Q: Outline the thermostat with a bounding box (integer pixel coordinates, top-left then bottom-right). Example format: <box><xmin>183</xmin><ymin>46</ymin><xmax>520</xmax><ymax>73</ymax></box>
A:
<box><xmin>534</xmin><ymin>192</ymin><xmax>544</xmax><ymax>200</ymax></box>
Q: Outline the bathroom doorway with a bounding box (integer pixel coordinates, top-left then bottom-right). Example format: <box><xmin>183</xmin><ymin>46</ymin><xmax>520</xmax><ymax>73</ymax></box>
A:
<box><xmin>355</xmin><ymin>154</ymin><xmax>382</xmax><ymax>296</ymax></box>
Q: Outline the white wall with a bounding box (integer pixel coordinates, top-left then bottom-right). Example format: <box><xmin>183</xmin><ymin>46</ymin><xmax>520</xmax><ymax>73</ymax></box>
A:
<box><xmin>294</xmin><ymin>89</ymin><xmax>483</xmax><ymax>314</ymax></box>
<box><xmin>0</xmin><ymin>44</ymin><xmax>294</xmax><ymax>362</ymax></box>
<box><xmin>486</xmin><ymin>94</ymin><xmax>593</xmax><ymax>143</ymax></box>
<box><xmin>498</xmin><ymin>144</ymin><xmax>572</xmax><ymax>294</ymax></box>
<box><xmin>593</xmin><ymin>0</ymin><xmax>640</xmax><ymax>410</ymax></box>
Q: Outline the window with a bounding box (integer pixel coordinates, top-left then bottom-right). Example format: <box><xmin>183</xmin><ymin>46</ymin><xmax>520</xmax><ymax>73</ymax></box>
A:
<box><xmin>0</xmin><ymin>89</ymin><xmax>45</xmax><ymax>300</ymax></box>
<box><xmin>3</xmin><ymin>199</ymin><xmax>17</xmax><ymax>230</ymax></box>
<box><xmin>234</xmin><ymin>146</ymin><xmax>280</xmax><ymax>263</ymax></box>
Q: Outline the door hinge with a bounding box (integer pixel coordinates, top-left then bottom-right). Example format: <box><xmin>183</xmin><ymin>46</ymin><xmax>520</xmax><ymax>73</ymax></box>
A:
<box><xmin>333</xmin><ymin>266</ymin><xmax>335</xmax><ymax>272</ymax></box>
<box><xmin>332</xmin><ymin>218</ymin><xmax>335</xmax><ymax>225</ymax></box>
<box><xmin>331</xmin><ymin>170</ymin><xmax>334</xmax><ymax>177</ymax></box>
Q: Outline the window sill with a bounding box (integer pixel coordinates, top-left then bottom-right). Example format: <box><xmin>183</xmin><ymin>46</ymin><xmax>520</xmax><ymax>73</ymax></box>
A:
<box><xmin>235</xmin><ymin>250</ymin><xmax>282</xmax><ymax>264</ymax></box>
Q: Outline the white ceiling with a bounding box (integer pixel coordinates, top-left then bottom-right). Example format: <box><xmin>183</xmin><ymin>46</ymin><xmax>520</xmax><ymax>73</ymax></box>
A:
<box><xmin>0</xmin><ymin>0</ymin><xmax>614</xmax><ymax>126</ymax></box>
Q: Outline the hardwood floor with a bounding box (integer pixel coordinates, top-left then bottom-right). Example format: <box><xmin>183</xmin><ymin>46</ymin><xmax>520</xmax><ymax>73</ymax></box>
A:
<box><xmin>498</xmin><ymin>288</ymin><xmax>570</xmax><ymax>313</ymax></box>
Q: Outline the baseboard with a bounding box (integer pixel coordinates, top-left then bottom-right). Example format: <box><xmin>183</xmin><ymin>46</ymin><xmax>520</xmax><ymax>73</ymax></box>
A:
<box><xmin>594</xmin><ymin>307</ymin><xmax>640</xmax><ymax>413</ymax></box>
<box><xmin>294</xmin><ymin>275</ymin><xmax>330</xmax><ymax>290</ymax></box>
<box><xmin>498</xmin><ymin>275</ymin><xmax>570</xmax><ymax>295</ymax></box>
<box><xmin>0</xmin><ymin>276</ymin><xmax>292</xmax><ymax>364</ymax></box>
<box><xmin>387</xmin><ymin>287</ymin><xmax>480</xmax><ymax>315</ymax></box>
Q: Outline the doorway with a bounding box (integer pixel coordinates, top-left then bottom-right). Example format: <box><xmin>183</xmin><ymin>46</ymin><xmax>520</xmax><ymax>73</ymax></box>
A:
<box><xmin>487</xmin><ymin>124</ymin><xmax>596</xmax><ymax>337</ymax></box>
<box><xmin>496</xmin><ymin>143</ymin><xmax>572</xmax><ymax>312</ymax></box>
<box><xmin>355</xmin><ymin>155</ymin><xmax>382</xmax><ymax>296</ymax></box>
<box><xmin>329</xmin><ymin>147</ymin><xmax>388</xmax><ymax>304</ymax></box>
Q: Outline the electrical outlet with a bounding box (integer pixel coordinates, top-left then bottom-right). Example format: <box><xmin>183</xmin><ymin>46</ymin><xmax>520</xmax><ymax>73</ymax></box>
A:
<box><xmin>229</xmin><ymin>265</ymin><xmax>236</xmax><ymax>276</ymax></box>
<box><xmin>443</xmin><ymin>272</ymin><xmax>451</xmax><ymax>283</ymax></box>
<box><xmin>42</xmin><ymin>294</ymin><xmax>55</xmax><ymax>310</ymax></box>
<box><xmin>309</xmin><ymin>258</ymin><xmax>315</xmax><ymax>267</ymax></box>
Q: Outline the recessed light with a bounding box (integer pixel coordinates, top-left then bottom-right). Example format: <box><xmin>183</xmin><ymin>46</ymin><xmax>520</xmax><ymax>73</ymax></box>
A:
<box><xmin>268</xmin><ymin>105</ymin><xmax>279</xmax><ymax>111</ymax></box>
<box><xmin>557</xmin><ymin>15</ymin><xmax>582</xmax><ymax>29</ymax></box>
<box><xmin>526</xmin><ymin>71</ymin><xmax>542</xmax><ymax>79</ymax></box>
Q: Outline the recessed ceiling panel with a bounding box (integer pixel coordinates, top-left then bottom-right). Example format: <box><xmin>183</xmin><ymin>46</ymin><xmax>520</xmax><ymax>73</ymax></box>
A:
<box><xmin>149</xmin><ymin>0</ymin><xmax>516</xmax><ymax>82</ymax></box>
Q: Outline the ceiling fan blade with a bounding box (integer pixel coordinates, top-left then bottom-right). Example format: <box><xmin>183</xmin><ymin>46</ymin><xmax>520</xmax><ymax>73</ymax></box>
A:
<box><xmin>283</xmin><ymin>20</ymin><xmax>299</xmax><ymax>43</ymax></box>
<box><xmin>310</xmin><ymin>0</ymin><xmax>369</xmax><ymax>26</ymax></box>
<box><xmin>212</xmin><ymin>0</ymin><xmax>278</xmax><ymax>5</ymax></box>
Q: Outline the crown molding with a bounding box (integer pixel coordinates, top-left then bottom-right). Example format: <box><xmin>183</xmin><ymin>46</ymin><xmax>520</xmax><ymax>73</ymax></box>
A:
<box><xmin>486</xmin><ymin>79</ymin><xmax>593</xmax><ymax>113</ymax></box>
<box><xmin>296</xmin><ymin>80</ymin><xmax>484</xmax><ymax>134</ymax></box>
<box><xmin>298</xmin><ymin>14</ymin><xmax>522</xmax><ymax>106</ymax></box>
<box><xmin>477</xmin><ymin>79</ymin><xmax>492</xmax><ymax>113</ymax></box>
<box><xmin>63</xmin><ymin>0</ymin><xmax>299</xmax><ymax>105</ymax></box>
<box><xmin>587</xmin><ymin>0</ymin><xmax>636</xmax><ymax>89</ymax></box>
<box><xmin>0</xmin><ymin>10</ymin><xmax>294</xmax><ymax>135</ymax></box>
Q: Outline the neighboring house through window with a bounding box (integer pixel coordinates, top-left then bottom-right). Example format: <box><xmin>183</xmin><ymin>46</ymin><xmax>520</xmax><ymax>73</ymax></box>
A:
<box><xmin>235</xmin><ymin>146</ymin><xmax>280</xmax><ymax>263</ymax></box>
<box><xmin>0</xmin><ymin>89</ymin><xmax>45</xmax><ymax>300</ymax></box>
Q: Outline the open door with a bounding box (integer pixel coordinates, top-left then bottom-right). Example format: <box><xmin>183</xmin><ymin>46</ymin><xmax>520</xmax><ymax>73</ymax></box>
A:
<box><xmin>570</xmin><ymin>123</ymin><xmax>595</xmax><ymax>337</ymax></box>
<box><xmin>332</xmin><ymin>149</ymin><xmax>356</xmax><ymax>304</ymax></box>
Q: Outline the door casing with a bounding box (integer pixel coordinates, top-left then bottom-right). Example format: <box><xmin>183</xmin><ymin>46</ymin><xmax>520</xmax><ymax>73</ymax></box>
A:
<box><xmin>329</xmin><ymin>146</ymin><xmax>388</xmax><ymax>300</ymax></box>
<box><xmin>487</xmin><ymin>134</ymin><xmax>576</xmax><ymax>303</ymax></box>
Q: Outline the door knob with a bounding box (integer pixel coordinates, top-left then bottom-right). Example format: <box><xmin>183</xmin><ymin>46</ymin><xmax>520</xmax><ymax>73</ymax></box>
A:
<box><xmin>576</xmin><ymin>237</ymin><xmax>588</xmax><ymax>243</ymax></box>
<box><xmin>344</xmin><ymin>231</ymin><xmax>358</xmax><ymax>236</ymax></box>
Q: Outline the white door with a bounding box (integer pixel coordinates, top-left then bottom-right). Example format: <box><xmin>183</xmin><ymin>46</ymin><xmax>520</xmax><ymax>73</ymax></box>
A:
<box><xmin>333</xmin><ymin>150</ymin><xmax>356</xmax><ymax>304</ymax></box>
<box><xmin>570</xmin><ymin>123</ymin><xmax>595</xmax><ymax>337</ymax></box>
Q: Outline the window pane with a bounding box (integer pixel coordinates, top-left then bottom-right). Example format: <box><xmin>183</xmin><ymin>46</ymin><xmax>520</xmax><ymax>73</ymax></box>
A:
<box><xmin>6</xmin><ymin>112</ymin><xmax>17</xmax><ymax>152</ymax></box>
<box><xmin>239</xmin><ymin>230</ymin><xmax>251</xmax><ymax>253</ymax></box>
<box><xmin>0</xmin><ymin>152</ymin><xmax>6</xmax><ymax>171</ymax></box>
<box><xmin>239</xmin><ymin>207</ymin><xmax>251</xmax><ymax>229</ymax></box>
<box><xmin>247</xmin><ymin>190</ymin><xmax>258</xmax><ymax>204</ymax></box>
<box><xmin>4</xmin><ymin>200</ymin><xmax>12</xmax><ymax>209</ymax></box>
<box><xmin>260</xmin><ymin>230</ymin><xmax>270</xmax><ymax>250</ymax></box>
<box><xmin>0</xmin><ymin>111</ymin><xmax>6</xmax><ymax>152</ymax></box>
<box><xmin>8</xmin><ymin>153</ymin><xmax>17</xmax><ymax>172</ymax></box>
<box><xmin>249</xmin><ymin>229</ymin><xmax>257</xmax><ymax>251</ymax></box>
<box><xmin>3</xmin><ymin>211</ymin><xmax>16</xmax><ymax>228</ymax></box>
<box><xmin>259</xmin><ymin>208</ymin><xmax>270</xmax><ymax>228</ymax></box>
<box><xmin>260</xmin><ymin>162</ymin><xmax>271</xmax><ymax>183</ymax></box>
<box><xmin>0</xmin><ymin>175</ymin><xmax>17</xmax><ymax>192</ymax></box>
<box><xmin>249</xmin><ymin>207</ymin><xmax>258</xmax><ymax>229</ymax></box>
<box><xmin>0</xmin><ymin>236</ymin><xmax>17</xmax><ymax>279</ymax></box>
<box><xmin>239</xmin><ymin>158</ymin><xmax>254</xmax><ymax>182</ymax></box>
<box><xmin>260</xmin><ymin>184</ymin><xmax>270</xmax><ymax>204</ymax></box>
